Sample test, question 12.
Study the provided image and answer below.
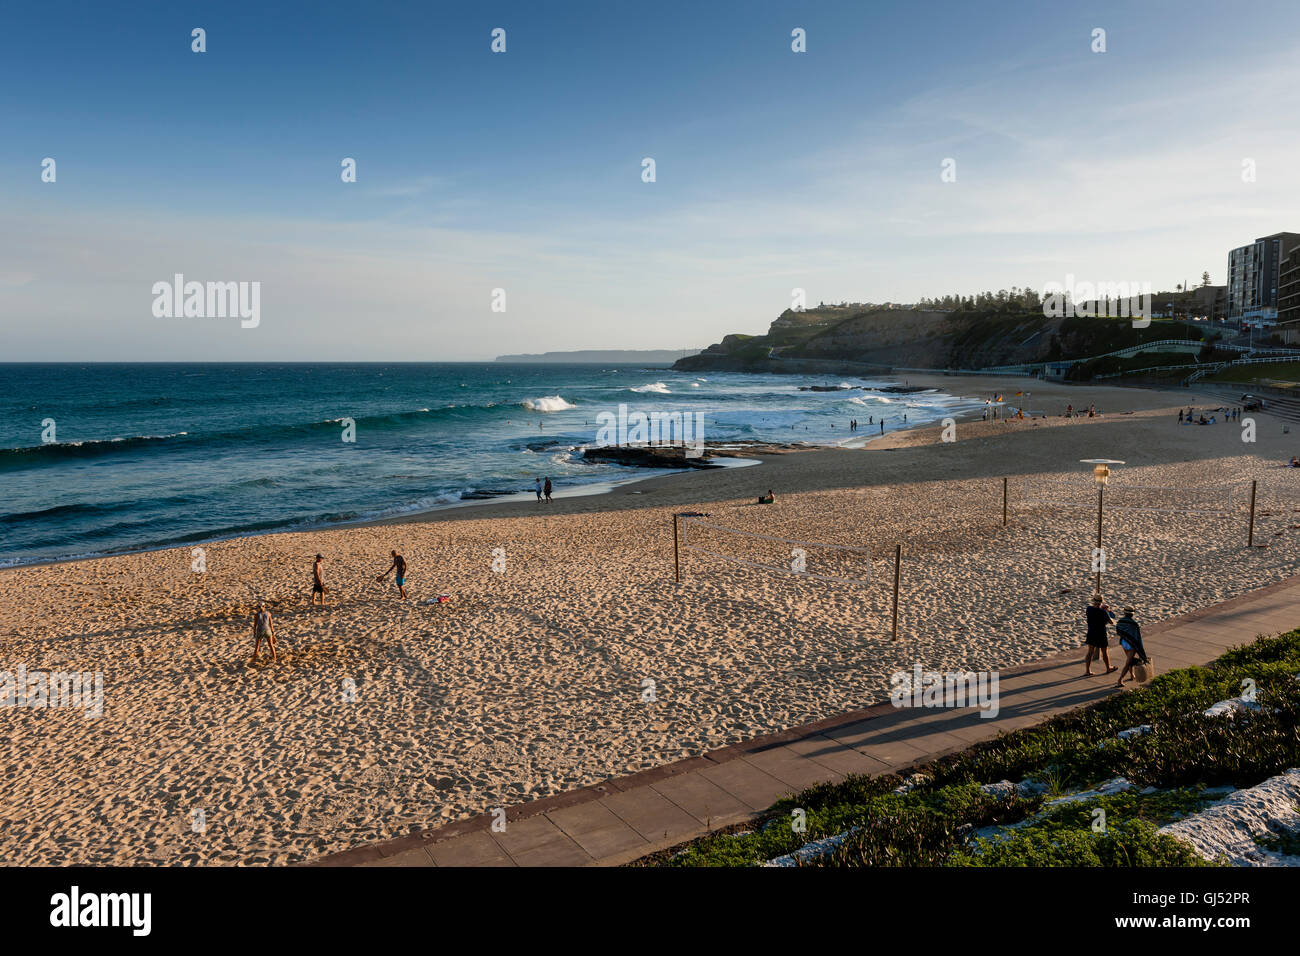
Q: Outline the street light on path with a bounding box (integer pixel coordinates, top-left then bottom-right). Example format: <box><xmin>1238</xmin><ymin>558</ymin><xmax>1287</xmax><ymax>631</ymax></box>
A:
<box><xmin>1080</xmin><ymin>459</ymin><xmax>1125</xmax><ymax>596</ymax></box>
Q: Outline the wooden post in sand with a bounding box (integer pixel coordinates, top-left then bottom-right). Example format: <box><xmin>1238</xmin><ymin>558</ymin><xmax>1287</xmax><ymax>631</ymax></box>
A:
<box><xmin>891</xmin><ymin>544</ymin><xmax>901</xmax><ymax>639</ymax></box>
<box><xmin>1247</xmin><ymin>480</ymin><xmax>1257</xmax><ymax>548</ymax></box>
<box><xmin>1002</xmin><ymin>477</ymin><xmax>1008</xmax><ymax>527</ymax></box>
<box><xmin>673</xmin><ymin>514</ymin><xmax>681</xmax><ymax>582</ymax></box>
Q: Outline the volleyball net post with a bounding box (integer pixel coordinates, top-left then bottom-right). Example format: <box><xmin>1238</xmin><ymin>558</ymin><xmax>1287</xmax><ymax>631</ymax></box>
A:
<box><xmin>891</xmin><ymin>544</ymin><xmax>901</xmax><ymax>639</ymax></box>
<box><xmin>1247</xmin><ymin>480</ymin><xmax>1257</xmax><ymax>548</ymax></box>
<box><xmin>673</xmin><ymin>513</ymin><xmax>681</xmax><ymax>582</ymax></box>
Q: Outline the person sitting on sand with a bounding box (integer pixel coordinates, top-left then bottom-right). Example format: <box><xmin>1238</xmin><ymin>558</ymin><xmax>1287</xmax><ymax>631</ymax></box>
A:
<box><xmin>1290</xmin><ymin>456</ymin><xmax>1300</xmax><ymax>468</ymax></box>
<box><xmin>311</xmin><ymin>553</ymin><xmax>326</xmax><ymax>605</ymax></box>
<box><xmin>1114</xmin><ymin>606</ymin><xmax>1149</xmax><ymax>688</ymax></box>
<box><xmin>1083</xmin><ymin>594</ymin><xmax>1117</xmax><ymax>676</ymax></box>
<box><xmin>757</xmin><ymin>490</ymin><xmax>775</xmax><ymax>504</ymax></box>
<box><xmin>251</xmin><ymin>603</ymin><xmax>277</xmax><ymax>664</ymax></box>
<box><xmin>378</xmin><ymin>549</ymin><xmax>408</xmax><ymax>599</ymax></box>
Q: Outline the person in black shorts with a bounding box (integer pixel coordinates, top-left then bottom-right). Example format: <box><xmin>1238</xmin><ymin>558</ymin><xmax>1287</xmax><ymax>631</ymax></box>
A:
<box><xmin>378</xmin><ymin>549</ymin><xmax>408</xmax><ymax>600</ymax></box>
<box><xmin>311</xmin><ymin>553</ymin><xmax>326</xmax><ymax>605</ymax></box>
<box><xmin>1083</xmin><ymin>594</ymin><xmax>1116</xmax><ymax>676</ymax></box>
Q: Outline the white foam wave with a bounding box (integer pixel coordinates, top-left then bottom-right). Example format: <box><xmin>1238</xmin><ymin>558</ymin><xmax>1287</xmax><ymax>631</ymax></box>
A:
<box><xmin>630</xmin><ymin>382</ymin><xmax>671</xmax><ymax>394</ymax></box>
<box><xmin>522</xmin><ymin>395</ymin><xmax>576</xmax><ymax>412</ymax></box>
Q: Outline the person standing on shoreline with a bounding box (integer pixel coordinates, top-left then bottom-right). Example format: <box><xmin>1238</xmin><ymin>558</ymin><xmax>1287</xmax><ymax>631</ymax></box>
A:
<box><xmin>535</xmin><ymin>477</ymin><xmax>543</xmax><ymax>501</ymax></box>
<box><xmin>1083</xmin><ymin>594</ymin><xmax>1117</xmax><ymax>676</ymax></box>
<box><xmin>378</xmin><ymin>549</ymin><xmax>408</xmax><ymax>600</ymax></box>
<box><xmin>543</xmin><ymin>477</ymin><xmax>553</xmax><ymax>503</ymax></box>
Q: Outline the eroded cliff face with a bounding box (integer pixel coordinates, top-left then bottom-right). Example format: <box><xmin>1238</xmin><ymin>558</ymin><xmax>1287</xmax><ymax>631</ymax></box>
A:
<box><xmin>676</xmin><ymin>306</ymin><xmax>1066</xmax><ymax>372</ymax></box>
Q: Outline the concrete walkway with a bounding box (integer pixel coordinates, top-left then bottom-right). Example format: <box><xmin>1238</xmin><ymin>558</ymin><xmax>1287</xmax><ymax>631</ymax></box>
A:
<box><xmin>313</xmin><ymin>574</ymin><xmax>1300</xmax><ymax>868</ymax></box>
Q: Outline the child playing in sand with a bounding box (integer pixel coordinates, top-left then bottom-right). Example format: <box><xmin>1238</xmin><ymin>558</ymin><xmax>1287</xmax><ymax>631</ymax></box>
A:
<box><xmin>378</xmin><ymin>550</ymin><xmax>408</xmax><ymax>599</ymax></box>
<box><xmin>1083</xmin><ymin>594</ymin><xmax>1116</xmax><ymax>676</ymax></box>
<box><xmin>251</xmin><ymin>604</ymin><xmax>277</xmax><ymax>664</ymax></box>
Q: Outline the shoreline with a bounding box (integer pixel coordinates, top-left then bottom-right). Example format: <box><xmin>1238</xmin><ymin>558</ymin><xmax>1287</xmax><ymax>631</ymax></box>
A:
<box><xmin>0</xmin><ymin>374</ymin><xmax>1243</xmax><ymax>571</ymax></box>
<box><xmin>0</xmin><ymin>418</ymin><xmax>945</xmax><ymax>572</ymax></box>
<box><xmin>0</xmin><ymin>371</ymin><xmax>1268</xmax><ymax>567</ymax></box>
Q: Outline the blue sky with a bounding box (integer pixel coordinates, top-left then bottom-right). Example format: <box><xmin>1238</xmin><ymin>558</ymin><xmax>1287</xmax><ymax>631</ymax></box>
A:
<box><xmin>4</xmin><ymin>0</ymin><xmax>1300</xmax><ymax>360</ymax></box>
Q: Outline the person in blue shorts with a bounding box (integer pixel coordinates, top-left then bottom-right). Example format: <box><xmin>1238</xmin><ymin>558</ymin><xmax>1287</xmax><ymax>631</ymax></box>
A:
<box><xmin>1114</xmin><ymin>606</ymin><xmax>1149</xmax><ymax>688</ymax></box>
<box><xmin>378</xmin><ymin>549</ymin><xmax>408</xmax><ymax>600</ymax></box>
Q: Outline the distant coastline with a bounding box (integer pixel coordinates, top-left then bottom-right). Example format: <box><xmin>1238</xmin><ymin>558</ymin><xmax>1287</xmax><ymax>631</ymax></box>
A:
<box><xmin>495</xmin><ymin>349</ymin><xmax>701</xmax><ymax>364</ymax></box>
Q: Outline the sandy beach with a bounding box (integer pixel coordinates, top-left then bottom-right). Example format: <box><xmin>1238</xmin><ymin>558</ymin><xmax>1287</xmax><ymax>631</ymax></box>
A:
<box><xmin>3</xmin><ymin>376</ymin><xmax>1298</xmax><ymax>865</ymax></box>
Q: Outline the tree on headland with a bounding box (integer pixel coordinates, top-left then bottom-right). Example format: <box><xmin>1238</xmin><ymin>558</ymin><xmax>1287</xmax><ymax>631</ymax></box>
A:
<box><xmin>1202</xmin><ymin>271</ymin><xmax>1211</xmax><ymax>287</ymax></box>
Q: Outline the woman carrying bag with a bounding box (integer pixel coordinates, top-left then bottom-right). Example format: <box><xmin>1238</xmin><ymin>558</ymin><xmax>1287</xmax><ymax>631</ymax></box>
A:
<box><xmin>1114</xmin><ymin>606</ymin><xmax>1152</xmax><ymax>687</ymax></box>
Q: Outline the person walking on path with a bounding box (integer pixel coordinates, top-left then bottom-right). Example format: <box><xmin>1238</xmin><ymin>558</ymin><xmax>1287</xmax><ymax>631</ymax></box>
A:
<box><xmin>251</xmin><ymin>603</ymin><xmax>277</xmax><ymax>664</ymax></box>
<box><xmin>311</xmin><ymin>553</ymin><xmax>326</xmax><ymax>605</ymax></box>
<box><xmin>378</xmin><ymin>549</ymin><xmax>408</xmax><ymax>599</ymax></box>
<box><xmin>543</xmin><ymin>477</ymin><xmax>553</xmax><ymax>503</ymax></box>
<box><xmin>1083</xmin><ymin>594</ymin><xmax>1117</xmax><ymax>675</ymax></box>
<box><xmin>1114</xmin><ymin>606</ymin><xmax>1150</xmax><ymax>687</ymax></box>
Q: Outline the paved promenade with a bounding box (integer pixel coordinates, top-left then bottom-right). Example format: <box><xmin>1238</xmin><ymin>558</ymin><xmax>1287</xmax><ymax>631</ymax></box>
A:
<box><xmin>313</xmin><ymin>573</ymin><xmax>1300</xmax><ymax>867</ymax></box>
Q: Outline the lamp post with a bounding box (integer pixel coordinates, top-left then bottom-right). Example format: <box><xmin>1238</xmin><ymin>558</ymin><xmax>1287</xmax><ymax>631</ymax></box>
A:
<box><xmin>1080</xmin><ymin>459</ymin><xmax>1125</xmax><ymax>596</ymax></box>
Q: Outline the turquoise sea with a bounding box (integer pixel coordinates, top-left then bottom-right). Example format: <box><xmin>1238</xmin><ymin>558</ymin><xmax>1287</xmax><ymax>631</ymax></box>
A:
<box><xmin>0</xmin><ymin>363</ymin><xmax>977</xmax><ymax>566</ymax></box>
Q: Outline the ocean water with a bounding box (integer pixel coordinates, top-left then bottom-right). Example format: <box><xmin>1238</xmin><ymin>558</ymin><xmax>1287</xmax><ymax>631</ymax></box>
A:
<box><xmin>0</xmin><ymin>363</ymin><xmax>977</xmax><ymax>567</ymax></box>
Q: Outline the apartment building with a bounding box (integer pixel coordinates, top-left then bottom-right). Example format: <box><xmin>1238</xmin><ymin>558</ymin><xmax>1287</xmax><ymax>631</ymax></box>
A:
<box><xmin>1226</xmin><ymin>231</ymin><xmax>1300</xmax><ymax>322</ymax></box>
